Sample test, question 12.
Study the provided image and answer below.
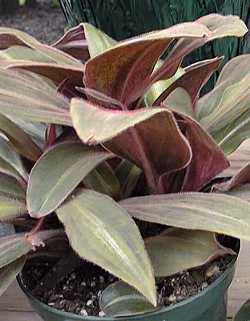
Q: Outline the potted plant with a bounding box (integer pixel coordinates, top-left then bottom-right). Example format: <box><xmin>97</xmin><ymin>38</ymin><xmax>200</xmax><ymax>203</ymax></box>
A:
<box><xmin>0</xmin><ymin>14</ymin><xmax>249</xmax><ymax>321</ymax></box>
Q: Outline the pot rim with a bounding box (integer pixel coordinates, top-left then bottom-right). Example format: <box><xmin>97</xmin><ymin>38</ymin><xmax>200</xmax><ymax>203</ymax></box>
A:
<box><xmin>17</xmin><ymin>254</ymin><xmax>237</xmax><ymax>321</ymax></box>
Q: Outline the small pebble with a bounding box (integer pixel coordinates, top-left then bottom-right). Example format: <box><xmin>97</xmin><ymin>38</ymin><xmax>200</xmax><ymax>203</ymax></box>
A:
<box><xmin>168</xmin><ymin>294</ymin><xmax>176</xmax><ymax>302</ymax></box>
<box><xmin>206</xmin><ymin>265</ymin><xmax>220</xmax><ymax>278</ymax></box>
<box><xmin>80</xmin><ymin>309</ymin><xmax>88</xmax><ymax>316</ymax></box>
<box><xmin>99</xmin><ymin>311</ymin><xmax>105</xmax><ymax>317</ymax></box>
<box><xmin>86</xmin><ymin>300</ymin><xmax>93</xmax><ymax>306</ymax></box>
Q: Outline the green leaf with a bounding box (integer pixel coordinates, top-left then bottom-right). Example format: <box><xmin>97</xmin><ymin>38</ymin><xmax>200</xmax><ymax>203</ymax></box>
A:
<box><xmin>234</xmin><ymin>300</ymin><xmax>250</xmax><ymax>321</ymax></box>
<box><xmin>146</xmin><ymin>229</ymin><xmax>234</xmax><ymax>277</ymax></box>
<box><xmin>0</xmin><ymin>158</ymin><xmax>21</xmax><ymax>180</ymax></box>
<box><xmin>0</xmin><ymin>114</ymin><xmax>41</xmax><ymax>161</ymax></box>
<box><xmin>197</xmin><ymin>55</ymin><xmax>250</xmax><ymax>155</ymax></box>
<box><xmin>84</xmin><ymin>162</ymin><xmax>121</xmax><ymax>198</ymax></box>
<box><xmin>0</xmin><ymin>173</ymin><xmax>25</xmax><ymax>199</ymax></box>
<box><xmin>0</xmin><ymin>68</ymin><xmax>71</xmax><ymax>125</ymax></box>
<box><xmin>163</xmin><ymin>88</ymin><xmax>195</xmax><ymax>118</ymax></box>
<box><xmin>120</xmin><ymin>193</ymin><xmax>250</xmax><ymax>241</ymax></box>
<box><xmin>0</xmin><ymin>230</ymin><xmax>59</xmax><ymax>269</ymax></box>
<box><xmin>0</xmin><ymin>195</ymin><xmax>26</xmax><ymax>222</ymax></box>
<box><xmin>0</xmin><ymin>173</ymin><xmax>26</xmax><ymax>221</ymax></box>
<box><xmin>218</xmin><ymin>139</ymin><xmax>250</xmax><ymax>178</ymax></box>
<box><xmin>0</xmin><ymin>137</ymin><xmax>27</xmax><ymax>180</ymax></box>
<box><xmin>0</xmin><ymin>27</ymin><xmax>81</xmax><ymax>66</ymax></box>
<box><xmin>145</xmin><ymin>63</ymin><xmax>184</xmax><ymax>106</ymax></box>
<box><xmin>0</xmin><ymin>46</ymin><xmax>53</xmax><ymax>63</ymax></box>
<box><xmin>0</xmin><ymin>257</ymin><xmax>25</xmax><ymax>297</ymax></box>
<box><xmin>84</xmin><ymin>23</ymin><xmax>117</xmax><ymax>58</ymax></box>
<box><xmin>154</xmin><ymin>58</ymin><xmax>222</xmax><ymax>107</ymax></box>
<box><xmin>99</xmin><ymin>281</ymin><xmax>157</xmax><ymax>317</ymax></box>
<box><xmin>57</xmin><ymin>189</ymin><xmax>156</xmax><ymax>305</ymax></box>
<box><xmin>27</xmin><ymin>142</ymin><xmax>112</xmax><ymax>217</ymax></box>
<box><xmin>115</xmin><ymin>160</ymin><xmax>141</xmax><ymax>198</ymax></box>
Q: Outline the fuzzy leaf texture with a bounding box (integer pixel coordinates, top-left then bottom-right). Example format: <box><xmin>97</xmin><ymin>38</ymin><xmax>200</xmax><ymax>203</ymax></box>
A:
<box><xmin>56</xmin><ymin>189</ymin><xmax>156</xmax><ymax>305</ymax></box>
<box><xmin>120</xmin><ymin>193</ymin><xmax>250</xmax><ymax>241</ymax></box>
<box><xmin>27</xmin><ymin>142</ymin><xmax>113</xmax><ymax>217</ymax></box>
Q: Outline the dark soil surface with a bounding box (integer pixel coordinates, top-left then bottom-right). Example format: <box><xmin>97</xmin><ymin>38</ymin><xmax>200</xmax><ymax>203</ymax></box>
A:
<box><xmin>0</xmin><ymin>0</ymin><xmax>65</xmax><ymax>43</ymax></box>
<box><xmin>22</xmin><ymin>254</ymin><xmax>234</xmax><ymax>317</ymax></box>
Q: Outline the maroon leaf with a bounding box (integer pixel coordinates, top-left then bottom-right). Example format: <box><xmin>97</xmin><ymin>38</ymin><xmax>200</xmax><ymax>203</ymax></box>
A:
<box><xmin>71</xmin><ymin>99</ymin><xmax>192</xmax><ymax>194</ymax></box>
<box><xmin>53</xmin><ymin>24</ymin><xmax>89</xmax><ymax>62</ymax></box>
<box><xmin>84</xmin><ymin>21</ymin><xmax>211</xmax><ymax>107</ymax></box>
<box><xmin>8</xmin><ymin>62</ymin><xmax>84</xmax><ymax>86</ymax></box>
<box><xmin>150</xmin><ymin>14</ymin><xmax>247</xmax><ymax>88</ymax></box>
<box><xmin>160</xmin><ymin>113</ymin><xmax>229</xmax><ymax>192</ymax></box>
<box><xmin>154</xmin><ymin>57</ymin><xmax>222</xmax><ymax>106</ymax></box>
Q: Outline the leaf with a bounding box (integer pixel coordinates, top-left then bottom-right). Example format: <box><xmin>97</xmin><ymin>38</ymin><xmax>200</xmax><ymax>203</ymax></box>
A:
<box><xmin>145</xmin><ymin>229</ymin><xmax>234</xmax><ymax>277</ymax></box>
<box><xmin>0</xmin><ymin>46</ymin><xmax>53</xmax><ymax>63</ymax></box>
<box><xmin>219</xmin><ymin>139</ymin><xmax>250</xmax><ymax>178</ymax></box>
<box><xmin>213</xmin><ymin>161</ymin><xmax>250</xmax><ymax>202</ymax></box>
<box><xmin>27</xmin><ymin>142</ymin><xmax>113</xmax><ymax>217</ymax></box>
<box><xmin>8</xmin><ymin>62</ymin><xmax>84</xmax><ymax>86</ymax></box>
<box><xmin>0</xmin><ymin>158</ymin><xmax>21</xmax><ymax>180</ymax></box>
<box><xmin>0</xmin><ymin>173</ymin><xmax>25</xmax><ymax>199</ymax></box>
<box><xmin>53</xmin><ymin>24</ymin><xmax>89</xmax><ymax>61</ymax></box>
<box><xmin>0</xmin><ymin>196</ymin><xmax>26</xmax><ymax>222</ymax></box>
<box><xmin>150</xmin><ymin>15</ymin><xmax>247</xmax><ymax>93</ymax></box>
<box><xmin>84</xmin><ymin>162</ymin><xmax>121</xmax><ymax>199</ymax></box>
<box><xmin>163</xmin><ymin>88</ymin><xmax>195</xmax><ymax>118</ymax></box>
<box><xmin>234</xmin><ymin>300</ymin><xmax>250</xmax><ymax>321</ymax></box>
<box><xmin>0</xmin><ymin>230</ymin><xmax>59</xmax><ymax>269</ymax></box>
<box><xmin>0</xmin><ymin>173</ymin><xmax>26</xmax><ymax>221</ymax></box>
<box><xmin>0</xmin><ymin>68</ymin><xmax>71</xmax><ymax>125</ymax></box>
<box><xmin>0</xmin><ymin>137</ymin><xmax>27</xmax><ymax>180</ymax></box>
<box><xmin>115</xmin><ymin>160</ymin><xmax>142</xmax><ymax>198</ymax></box>
<box><xmin>99</xmin><ymin>281</ymin><xmax>157</xmax><ymax>317</ymax></box>
<box><xmin>84</xmin><ymin>23</ymin><xmax>117</xmax><ymax>58</ymax></box>
<box><xmin>120</xmin><ymin>192</ymin><xmax>250</xmax><ymax>241</ymax></box>
<box><xmin>0</xmin><ymin>27</ymin><xmax>81</xmax><ymax>66</ymax></box>
<box><xmin>199</xmin><ymin>74</ymin><xmax>250</xmax><ymax>135</ymax></box>
<box><xmin>215</xmin><ymin>163</ymin><xmax>250</xmax><ymax>192</ymax></box>
<box><xmin>71</xmin><ymin>99</ymin><xmax>191</xmax><ymax>193</ymax></box>
<box><xmin>57</xmin><ymin>189</ymin><xmax>156</xmax><ymax>305</ymax></box>
<box><xmin>0</xmin><ymin>257</ymin><xmax>25</xmax><ymax>297</ymax></box>
<box><xmin>145</xmin><ymin>62</ymin><xmax>184</xmax><ymax>107</ymax></box>
<box><xmin>197</xmin><ymin>55</ymin><xmax>250</xmax><ymax>155</ymax></box>
<box><xmin>154</xmin><ymin>57</ymin><xmax>222</xmax><ymax>106</ymax></box>
<box><xmin>84</xmin><ymin>20</ymin><xmax>211</xmax><ymax>105</ymax></box>
<box><xmin>0</xmin><ymin>114</ymin><xmax>41</xmax><ymax>161</ymax></box>
<box><xmin>159</xmin><ymin>112</ymin><xmax>229</xmax><ymax>192</ymax></box>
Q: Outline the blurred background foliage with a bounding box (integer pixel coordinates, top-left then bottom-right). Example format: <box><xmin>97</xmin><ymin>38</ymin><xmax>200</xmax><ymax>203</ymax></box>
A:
<box><xmin>0</xmin><ymin>0</ymin><xmax>59</xmax><ymax>14</ymax></box>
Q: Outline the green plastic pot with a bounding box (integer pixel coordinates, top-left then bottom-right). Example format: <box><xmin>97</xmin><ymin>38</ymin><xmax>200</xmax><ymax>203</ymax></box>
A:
<box><xmin>17</xmin><ymin>257</ymin><xmax>237</xmax><ymax>321</ymax></box>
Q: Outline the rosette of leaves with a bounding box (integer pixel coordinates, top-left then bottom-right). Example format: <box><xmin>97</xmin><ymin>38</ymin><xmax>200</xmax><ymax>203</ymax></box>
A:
<box><xmin>0</xmin><ymin>14</ymin><xmax>249</xmax><ymax>313</ymax></box>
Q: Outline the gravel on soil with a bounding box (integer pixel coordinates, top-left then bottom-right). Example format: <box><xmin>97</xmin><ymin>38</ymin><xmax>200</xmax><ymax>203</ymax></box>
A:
<box><xmin>0</xmin><ymin>0</ymin><xmax>66</xmax><ymax>43</ymax></box>
<box><xmin>22</xmin><ymin>255</ymin><xmax>234</xmax><ymax>317</ymax></box>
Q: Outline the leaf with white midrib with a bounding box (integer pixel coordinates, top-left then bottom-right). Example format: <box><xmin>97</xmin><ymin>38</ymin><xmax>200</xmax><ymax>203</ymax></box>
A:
<box><xmin>56</xmin><ymin>189</ymin><xmax>156</xmax><ymax>305</ymax></box>
<box><xmin>27</xmin><ymin>142</ymin><xmax>113</xmax><ymax>217</ymax></box>
<box><xmin>120</xmin><ymin>193</ymin><xmax>250</xmax><ymax>241</ymax></box>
